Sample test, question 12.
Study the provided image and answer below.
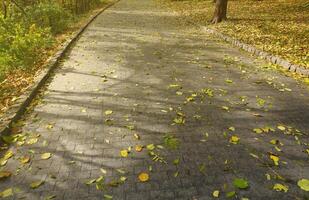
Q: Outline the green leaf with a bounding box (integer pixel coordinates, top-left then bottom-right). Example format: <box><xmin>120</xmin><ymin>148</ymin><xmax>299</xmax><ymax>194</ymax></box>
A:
<box><xmin>297</xmin><ymin>179</ymin><xmax>309</xmax><ymax>191</ymax></box>
<box><xmin>233</xmin><ymin>178</ymin><xmax>249</xmax><ymax>189</ymax></box>
<box><xmin>173</xmin><ymin>158</ymin><xmax>180</xmax><ymax>165</ymax></box>
<box><xmin>104</xmin><ymin>194</ymin><xmax>113</xmax><ymax>199</ymax></box>
<box><xmin>226</xmin><ymin>191</ymin><xmax>236</xmax><ymax>198</ymax></box>
<box><xmin>146</xmin><ymin>144</ymin><xmax>155</xmax><ymax>151</ymax></box>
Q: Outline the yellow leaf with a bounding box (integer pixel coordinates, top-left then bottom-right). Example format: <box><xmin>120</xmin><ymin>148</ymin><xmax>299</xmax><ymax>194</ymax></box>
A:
<box><xmin>41</xmin><ymin>153</ymin><xmax>52</xmax><ymax>160</ymax></box>
<box><xmin>297</xmin><ymin>179</ymin><xmax>309</xmax><ymax>191</ymax></box>
<box><xmin>134</xmin><ymin>133</ymin><xmax>140</xmax><ymax>140</ymax></box>
<box><xmin>273</xmin><ymin>183</ymin><xmax>288</xmax><ymax>192</ymax></box>
<box><xmin>253</xmin><ymin>128</ymin><xmax>263</xmax><ymax>134</ymax></box>
<box><xmin>222</xmin><ymin>106</ymin><xmax>229</xmax><ymax>111</ymax></box>
<box><xmin>0</xmin><ymin>171</ymin><xmax>12</xmax><ymax>180</ymax></box>
<box><xmin>30</xmin><ymin>180</ymin><xmax>44</xmax><ymax>189</ymax></box>
<box><xmin>228</xmin><ymin>127</ymin><xmax>235</xmax><ymax>131</ymax></box>
<box><xmin>213</xmin><ymin>190</ymin><xmax>220</xmax><ymax>198</ymax></box>
<box><xmin>135</xmin><ymin>145</ymin><xmax>143</xmax><ymax>152</ymax></box>
<box><xmin>270</xmin><ymin>155</ymin><xmax>279</xmax><ymax>166</ymax></box>
<box><xmin>27</xmin><ymin>138</ymin><xmax>38</xmax><ymax>145</ymax></box>
<box><xmin>3</xmin><ymin>151</ymin><xmax>14</xmax><ymax>160</ymax></box>
<box><xmin>146</xmin><ymin>144</ymin><xmax>155</xmax><ymax>150</ymax></box>
<box><xmin>120</xmin><ymin>150</ymin><xmax>128</xmax><ymax>158</ymax></box>
<box><xmin>277</xmin><ymin>125</ymin><xmax>286</xmax><ymax>131</ymax></box>
<box><xmin>138</xmin><ymin>172</ymin><xmax>149</xmax><ymax>182</ymax></box>
<box><xmin>229</xmin><ymin>135</ymin><xmax>240</xmax><ymax>144</ymax></box>
<box><xmin>0</xmin><ymin>188</ymin><xmax>13</xmax><ymax>198</ymax></box>
<box><xmin>20</xmin><ymin>156</ymin><xmax>30</xmax><ymax>164</ymax></box>
<box><xmin>105</xmin><ymin>110</ymin><xmax>113</xmax><ymax>115</ymax></box>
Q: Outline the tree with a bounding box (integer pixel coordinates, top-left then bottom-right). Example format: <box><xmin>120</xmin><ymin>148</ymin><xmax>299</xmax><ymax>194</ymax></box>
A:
<box><xmin>212</xmin><ymin>0</ymin><xmax>228</xmax><ymax>24</ymax></box>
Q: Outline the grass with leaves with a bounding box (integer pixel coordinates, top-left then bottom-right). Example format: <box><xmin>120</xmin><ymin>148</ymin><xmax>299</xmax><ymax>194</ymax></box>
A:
<box><xmin>162</xmin><ymin>0</ymin><xmax>308</xmax><ymax>68</ymax></box>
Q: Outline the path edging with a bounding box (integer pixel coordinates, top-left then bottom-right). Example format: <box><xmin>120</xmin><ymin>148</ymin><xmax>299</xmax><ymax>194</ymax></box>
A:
<box><xmin>200</xmin><ymin>26</ymin><xmax>309</xmax><ymax>77</ymax></box>
<box><xmin>0</xmin><ymin>1</ymin><xmax>118</xmax><ymax>136</ymax></box>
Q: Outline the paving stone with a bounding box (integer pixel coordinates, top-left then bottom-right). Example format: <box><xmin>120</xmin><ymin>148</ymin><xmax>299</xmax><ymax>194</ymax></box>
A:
<box><xmin>1</xmin><ymin>0</ymin><xmax>309</xmax><ymax>199</ymax></box>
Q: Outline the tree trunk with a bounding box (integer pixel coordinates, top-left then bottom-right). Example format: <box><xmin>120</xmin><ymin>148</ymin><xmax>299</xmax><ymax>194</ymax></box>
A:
<box><xmin>211</xmin><ymin>0</ymin><xmax>228</xmax><ymax>24</ymax></box>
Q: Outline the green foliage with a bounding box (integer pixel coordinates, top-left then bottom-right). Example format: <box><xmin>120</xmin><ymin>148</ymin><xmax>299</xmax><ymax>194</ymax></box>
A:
<box><xmin>0</xmin><ymin>15</ymin><xmax>53</xmax><ymax>79</ymax></box>
<box><xmin>25</xmin><ymin>3</ymin><xmax>73</xmax><ymax>34</ymax></box>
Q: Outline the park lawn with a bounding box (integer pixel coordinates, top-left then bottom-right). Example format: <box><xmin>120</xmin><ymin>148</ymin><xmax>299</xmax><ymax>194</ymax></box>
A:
<box><xmin>163</xmin><ymin>0</ymin><xmax>309</xmax><ymax>68</ymax></box>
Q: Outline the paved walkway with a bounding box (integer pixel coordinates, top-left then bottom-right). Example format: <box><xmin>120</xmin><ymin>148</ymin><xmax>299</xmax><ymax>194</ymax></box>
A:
<box><xmin>1</xmin><ymin>0</ymin><xmax>309</xmax><ymax>199</ymax></box>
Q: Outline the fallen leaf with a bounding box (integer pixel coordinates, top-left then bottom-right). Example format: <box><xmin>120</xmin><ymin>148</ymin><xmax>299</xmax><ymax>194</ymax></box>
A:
<box><xmin>228</xmin><ymin>127</ymin><xmax>235</xmax><ymax>131</ymax></box>
<box><xmin>120</xmin><ymin>150</ymin><xmax>128</xmax><ymax>158</ymax></box>
<box><xmin>253</xmin><ymin>128</ymin><xmax>263</xmax><ymax>134</ymax></box>
<box><xmin>233</xmin><ymin>178</ymin><xmax>249</xmax><ymax>189</ymax></box>
<box><xmin>41</xmin><ymin>153</ymin><xmax>52</xmax><ymax>160</ymax></box>
<box><xmin>45</xmin><ymin>195</ymin><xmax>57</xmax><ymax>200</ymax></box>
<box><xmin>85</xmin><ymin>179</ymin><xmax>96</xmax><ymax>185</ymax></box>
<box><xmin>138</xmin><ymin>172</ymin><xmax>149</xmax><ymax>182</ymax></box>
<box><xmin>104</xmin><ymin>194</ymin><xmax>113</xmax><ymax>199</ymax></box>
<box><xmin>229</xmin><ymin>135</ymin><xmax>240</xmax><ymax>144</ymax></box>
<box><xmin>226</xmin><ymin>191</ymin><xmax>236</xmax><ymax>198</ymax></box>
<box><xmin>105</xmin><ymin>110</ymin><xmax>113</xmax><ymax>115</ymax></box>
<box><xmin>213</xmin><ymin>190</ymin><xmax>220</xmax><ymax>198</ymax></box>
<box><xmin>273</xmin><ymin>183</ymin><xmax>288</xmax><ymax>192</ymax></box>
<box><xmin>27</xmin><ymin>138</ymin><xmax>38</xmax><ymax>145</ymax></box>
<box><xmin>3</xmin><ymin>151</ymin><xmax>14</xmax><ymax>160</ymax></box>
<box><xmin>0</xmin><ymin>171</ymin><xmax>12</xmax><ymax>180</ymax></box>
<box><xmin>173</xmin><ymin>158</ymin><xmax>180</xmax><ymax>165</ymax></box>
<box><xmin>135</xmin><ymin>145</ymin><xmax>143</xmax><ymax>152</ymax></box>
<box><xmin>100</xmin><ymin>168</ymin><xmax>107</xmax><ymax>174</ymax></box>
<box><xmin>270</xmin><ymin>154</ymin><xmax>279</xmax><ymax>166</ymax></box>
<box><xmin>30</xmin><ymin>180</ymin><xmax>44</xmax><ymax>189</ymax></box>
<box><xmin>0</xmin><ymin>188</ymin><xmax>13</xmax><ymax>197</ymax></box>
<box><xmin>297</xmin><ymin>179</ymin><xmax>309</xmax><ymax>191</ymax></box>
<box><xmin>134</xmin><ymin>133</ymin><xmax>140</xmax><ymax>140</ymax></box>
<box><xmin>20</xmin><ymin>156</ymin><xmax>30</xmax><ymax>164</ymax></box>
<box><xmin>277</xmin><ymin>125</ymin><xmax>286</xmax><ymax>131</ymax></box>
<box><xmin>222</xmin><ymin>106</ymin><xmax>229</xmax><ymax>111</ymax></box>
<box><xmin>146</xmin><ymin>144</ymin><xmax>155</xmax><ymax>151</ymax></box>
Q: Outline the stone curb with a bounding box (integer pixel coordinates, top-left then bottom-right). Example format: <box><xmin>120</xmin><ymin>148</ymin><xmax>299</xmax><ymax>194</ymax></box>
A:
<box><xmin>200</xmin><ymin>26</ymin><xmax>309</xmax><ymax>77</ymax></box>
<box><xmin>0</xmin><ymin>1</ymin><xmax>119</xmax><ymax>136</ymax></box>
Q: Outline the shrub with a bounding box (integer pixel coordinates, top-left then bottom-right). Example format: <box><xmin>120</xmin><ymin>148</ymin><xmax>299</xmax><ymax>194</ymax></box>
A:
<box><xmin>0</xmin><ymin>15</ymin><xmax>53</xmax><ymax>80</ymax></box>
<box><xmin>25</xmin><ymin>2</ymin><xmax>73</xmax><ymax>34</ymax></box>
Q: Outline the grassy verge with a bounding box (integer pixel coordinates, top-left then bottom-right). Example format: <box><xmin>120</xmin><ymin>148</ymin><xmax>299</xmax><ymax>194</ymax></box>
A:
<box><xmin>0</xmin><ymin>1</ymin><xmax>111</xmax><ymax>116</ymax></box>
<box><xmin>161</xmin><ymin>0</ymin><xmax>308</xmax><ymax>68</ymax></box>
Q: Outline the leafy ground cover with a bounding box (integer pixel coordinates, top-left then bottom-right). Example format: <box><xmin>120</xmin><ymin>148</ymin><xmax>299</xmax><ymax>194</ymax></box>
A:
<box><xmin>0</xmin><ymin>1</ymin><xmax>110</xmax><ymax>117</ymax></box>
<box><xmin>162</xmin><ymin>0</ymin><xmax>309</xmax><ymax>68</ymax></box>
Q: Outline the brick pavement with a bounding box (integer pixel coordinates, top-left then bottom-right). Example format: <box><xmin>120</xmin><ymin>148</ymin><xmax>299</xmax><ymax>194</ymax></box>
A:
<box><xmin>0</xmin><ymin>0</ymin><xmax>309</xmax><ymax>199</ymax></box>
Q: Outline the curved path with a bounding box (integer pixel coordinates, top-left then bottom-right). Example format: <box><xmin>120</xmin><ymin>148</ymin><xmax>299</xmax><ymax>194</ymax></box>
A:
<box><xmin>1</xmin><ymin>0</ymin><xmax>309</xmax><ymax>199</ymax></box>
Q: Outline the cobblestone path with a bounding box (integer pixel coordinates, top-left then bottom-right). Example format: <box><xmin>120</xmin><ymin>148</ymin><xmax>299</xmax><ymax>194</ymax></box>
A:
<box><xmin>1</xmin><ymin>0</ymin><xmax>309</xmax><ymax>199</ymax></box>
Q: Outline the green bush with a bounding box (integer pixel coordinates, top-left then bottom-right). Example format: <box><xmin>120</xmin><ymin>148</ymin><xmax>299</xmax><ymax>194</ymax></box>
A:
<box><xmin>25</xmin><ymin>2</ymin><xmax>73</xmax><ymax>34</ymax></box>
<box><xmin>0</xmin><ymin>15</ymin><xmax>53</xmax><ymax>80</ymax></box>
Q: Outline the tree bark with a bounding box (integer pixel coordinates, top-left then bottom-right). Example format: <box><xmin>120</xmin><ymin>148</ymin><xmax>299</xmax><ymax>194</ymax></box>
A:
<box><xmin>211</xmin><ymin>0</ymin><xmax>228</xmax><ymax>24</ymax></box>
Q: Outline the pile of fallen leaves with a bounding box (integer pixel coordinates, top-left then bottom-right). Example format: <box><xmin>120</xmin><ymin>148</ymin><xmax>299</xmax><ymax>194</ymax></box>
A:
<box><xmin>161</xmin><ymin>0</ymin><xmax>309</xmax><ymax>68</ymax></box>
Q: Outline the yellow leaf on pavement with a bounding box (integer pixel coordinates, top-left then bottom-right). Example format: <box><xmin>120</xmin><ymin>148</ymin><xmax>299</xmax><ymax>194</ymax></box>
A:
<box><xmin>138</xmin><ymin>172</ymin><xmax>149</xmax><ymax>182</ymax></box>
<box><xmin>120</xmin><ymin>150</ymin><xmax>128</xmax><ymax>158</ymax></box>
<box><xmin>41</xmin><ymin>153</ymin><xmax>52</xmax><ymax>160</ymax></box>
